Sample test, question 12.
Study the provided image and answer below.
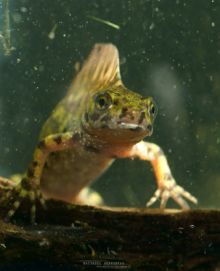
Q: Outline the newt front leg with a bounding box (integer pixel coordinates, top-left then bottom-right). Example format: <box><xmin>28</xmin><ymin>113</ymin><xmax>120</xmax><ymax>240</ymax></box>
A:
<box><xmin>129</xmin><ymin>141</ymin><xmax>197</xmax><ymax>209</ymax></box>
<box><xmin>1</xmin><ymin>132</ymin><xmax>79</xmax><ymax>223</ymax></box>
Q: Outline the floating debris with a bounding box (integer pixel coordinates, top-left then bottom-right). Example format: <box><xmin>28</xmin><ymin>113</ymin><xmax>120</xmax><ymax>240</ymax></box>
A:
<box><xmin>74</xmin><ymin>61</ymin><xmax>81</xmax><ymax>72</ymax></box>
<box><xmin>0</xmin><ymin>0</ymin><xmax>15</xmax><ymax>56</ymax></box>
<box><xmin>87</xmin><ymin>15</ymin><xmax>120</xmax><ymax>30</ymax></box>
<box><xmin>48</xmin><ymin>23</ymin><xmax>58</xmax><ymax>40</ymax></box>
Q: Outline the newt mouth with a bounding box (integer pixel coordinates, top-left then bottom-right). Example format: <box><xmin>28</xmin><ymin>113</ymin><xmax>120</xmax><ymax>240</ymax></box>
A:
<box><xmin>118</xmin><ymin>122</ymin><xmax>153</xmax><ymax>134</ymax></box>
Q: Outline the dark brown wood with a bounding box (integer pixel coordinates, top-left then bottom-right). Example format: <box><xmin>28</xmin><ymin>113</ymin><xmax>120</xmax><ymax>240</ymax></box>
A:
<box><xmin>0</xmin><ymin>198</ymin><xmax>220</xmax><ymax>271</ymax></box>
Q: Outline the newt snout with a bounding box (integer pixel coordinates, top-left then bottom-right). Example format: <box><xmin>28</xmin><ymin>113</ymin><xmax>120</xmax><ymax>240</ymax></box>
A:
<box><xmin>116</xmin><ymin>96</ymin><xmax>156</xmax><ymax>135</ymax></box>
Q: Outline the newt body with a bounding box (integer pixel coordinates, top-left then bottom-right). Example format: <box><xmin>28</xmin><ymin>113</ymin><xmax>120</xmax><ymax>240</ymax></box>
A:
<box><xmin>0</xmin><ymin>44</ymin><xmax>197</xmax><ymax>221</ymax></box>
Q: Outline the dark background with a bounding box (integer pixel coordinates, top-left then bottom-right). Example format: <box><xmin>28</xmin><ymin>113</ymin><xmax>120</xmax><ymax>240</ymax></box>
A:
<box><xmin>0</xmin><ymin>0</ymin><xmax>219</xmax><ymax>208</ymax></box>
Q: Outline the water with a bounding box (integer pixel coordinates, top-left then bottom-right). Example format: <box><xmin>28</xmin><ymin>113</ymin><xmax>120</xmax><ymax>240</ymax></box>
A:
<box><xmin>0</xmin><ymin>0</ymin><xmax>219</xmax><ymax>210</ymax></box>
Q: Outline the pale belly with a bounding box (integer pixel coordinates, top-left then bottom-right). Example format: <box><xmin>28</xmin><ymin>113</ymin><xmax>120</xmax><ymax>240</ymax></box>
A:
<box><xmin>40</xmin><ymin>148</ymin><xmax>113</xmax><ymax>203</ymax></box>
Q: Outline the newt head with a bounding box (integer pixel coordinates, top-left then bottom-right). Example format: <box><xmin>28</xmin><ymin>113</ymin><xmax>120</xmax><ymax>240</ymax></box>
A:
<box><xmin>82</xmin><ymin>86</ymin><xmax>157</xmax><ymax>143</ymax></box>
<box><xmin>71</xmin><ymin>43</ymin><xmax>157</xmax><ymax>144</ymax></box>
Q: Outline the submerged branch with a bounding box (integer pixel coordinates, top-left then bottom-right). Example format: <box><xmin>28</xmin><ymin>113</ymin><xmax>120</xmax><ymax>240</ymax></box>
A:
<box><xmin>0</xmin><ymin>198</ymin><xmax>220</xmax><ymax>270</ymax></box>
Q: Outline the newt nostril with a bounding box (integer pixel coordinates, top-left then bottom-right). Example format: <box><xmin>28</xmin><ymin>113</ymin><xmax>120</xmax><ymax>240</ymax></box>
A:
<box><xmin>147</xmin><ymin>124</ymin><xmax>153</xmax><ymax>132</ymax></box>
<box><xmin>138</xmin><ymin>111</ymin><xmax>145</xmax><ymax>124</ymax></box>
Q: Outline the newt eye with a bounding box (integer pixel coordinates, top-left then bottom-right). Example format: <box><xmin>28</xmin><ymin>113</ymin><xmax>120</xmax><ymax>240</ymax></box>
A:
<box><xmin>149</xmin><ymin>102</ymin><xmax>157</xmax><ymax>118</ymax></box>
<box><xmin>95</xmin><ymin>92</ymin><xmax>112</xmax><ymax>110</ymax></box>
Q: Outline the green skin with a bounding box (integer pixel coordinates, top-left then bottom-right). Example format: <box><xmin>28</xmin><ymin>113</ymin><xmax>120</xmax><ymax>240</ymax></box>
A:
<box><xmin>0</xmin><ymin>43</ymin><xmax>197</xmax><ymax>222</ymax></box>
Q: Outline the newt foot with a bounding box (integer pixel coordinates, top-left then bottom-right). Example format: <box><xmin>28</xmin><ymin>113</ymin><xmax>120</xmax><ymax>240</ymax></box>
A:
<box><xmin>146</xmin><ymin>176</ymin><xmax>198</xmax><ymax>209</ymax></box>
<box><xmin>0</xmin><ymin>178</ymin><xmax>46</xmax><ymax>223</ymax></box>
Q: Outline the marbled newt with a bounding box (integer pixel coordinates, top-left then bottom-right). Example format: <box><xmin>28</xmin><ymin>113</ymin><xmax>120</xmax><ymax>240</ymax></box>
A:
<box><xmin>0</xmin><ymin>44</ymin><xmax>197</xmax><ymax>222</ymax></box>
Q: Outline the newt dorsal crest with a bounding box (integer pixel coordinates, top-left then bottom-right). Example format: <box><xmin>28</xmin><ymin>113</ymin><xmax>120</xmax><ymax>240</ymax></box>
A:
<box><xmin>70</xmin><ymin>43</ymin><xmax>123</xmax><ymax>94</ymax></box>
